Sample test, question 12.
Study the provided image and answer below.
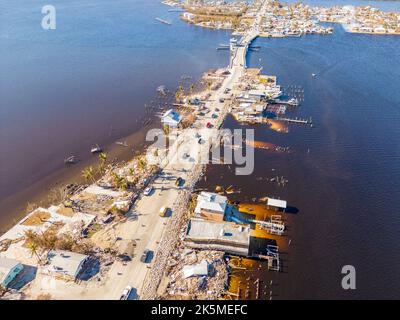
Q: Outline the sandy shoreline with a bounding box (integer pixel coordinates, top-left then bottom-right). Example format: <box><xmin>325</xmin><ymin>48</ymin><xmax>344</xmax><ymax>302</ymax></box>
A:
<box><xmin>0</xmin><ymin>122</ymin><xmax>156</xmax><ymax>235</ymax></box>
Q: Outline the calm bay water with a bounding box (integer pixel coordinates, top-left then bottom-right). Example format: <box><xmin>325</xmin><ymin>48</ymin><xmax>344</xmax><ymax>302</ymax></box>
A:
<box><xmin>1</xmin><ymin>0</ymin><xmax>399</xmax><ymax>299</ymax></box>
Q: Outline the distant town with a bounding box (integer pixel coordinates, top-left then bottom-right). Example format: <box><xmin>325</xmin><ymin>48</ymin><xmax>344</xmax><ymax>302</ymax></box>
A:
<box><xmin>171</xmin><ymin>0</ymin><xmax>400</xmax><ymax>36</ymax></box>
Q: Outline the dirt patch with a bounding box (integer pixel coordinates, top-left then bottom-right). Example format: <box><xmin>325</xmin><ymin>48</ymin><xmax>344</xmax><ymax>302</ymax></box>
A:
<box><xmin>21</xmin><ymin>210</ymin><xmax>50</xmax><ymax>226</ymax></box>
<box><xmin>56</xmin><ymin>205</ymin><xmax>75</xmax><ymax>217</ymax></box>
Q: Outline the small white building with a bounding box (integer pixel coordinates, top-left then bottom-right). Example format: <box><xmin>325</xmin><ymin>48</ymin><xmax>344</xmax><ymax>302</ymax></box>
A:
<box><xmin>248</xmin><ymin>89</ymin><xmax>266</xmax><ymax>100</ymax></box>
<box><xmin>47</xmin><ymin>250</ymin><xmax>88</xmax><ymax>280</ymax></box>
<box><xmin>161</xmin><ymin>109</ymin><xmax>182</xmax><ymax>128</ymax></box>
<box><xmin>194</xmin><ymin>192</ymin><xmax>228</xmax><ymax>222</ymax></box>
<box><xmin>0</xmin><ymin>256</ymin><xmax>24</xmax><ymax>288</ymax></box>
<box><xmin>267</xmin><ymin>198</ymin><xmax>287</xmax><ymax>211</ymax></box>
<box><xmin>182</xmin><ymin>260</ymin><xmax>208</xmax><ymax>279</ymax></box>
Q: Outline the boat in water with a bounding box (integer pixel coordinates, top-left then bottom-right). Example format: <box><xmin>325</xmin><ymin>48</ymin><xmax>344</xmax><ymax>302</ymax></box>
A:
<box><xmin>91</xmin><ymin>144</ymin><xmax>103</xmax><ymax>154</ymax></box>
<box><xmin>157</xmin><ymin>85</ymin><xmax>167</xmax><ymax>95</ymax></box>
<box><xmin>64</xmin><ymin>155</ymin><xmax>76</xmax><ymax>165</ymax></box>
<box><xmin>116</xmin><ymin>141</ymin><xmax>128</xmax><ymax>147</ymax></box>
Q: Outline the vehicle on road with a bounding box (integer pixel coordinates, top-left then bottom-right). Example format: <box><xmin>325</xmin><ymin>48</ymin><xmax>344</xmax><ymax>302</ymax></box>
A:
<box><xmin>143</xmin><ymin>187</ymin><xmax>153</xmax><ymax>196</ymax></box>
<box><xmin>140</xmin><ymin>249</ymin><xmax>152</xmax><ymax>263</ymax></box>
<box><xmin>212</xmin><ymin>113</ymin><xmax>218</xmax><ymax>119</ymax></box>
<box><xmin>182</xmin><ymin>152</ymin><xmax>190</xmax><ymax>159</ymax></box>
<box><xmin>120</xmin><ymin>286</ymin><xmax>132</xmax><ymax>300</ymax></box>
<box><xmin>159</xmin><ymin>206</ymin><xmax>168</xmax><ymax>217</ymax></box>
<box><xmin>206</xmin><ymin>122</ymin><xmax>213</xmax><ymax>128</ymax></box>
<box><xmin>175</xmin><ymin>177</ymin><xmax>184</xmax><ymax>187</ymax></box>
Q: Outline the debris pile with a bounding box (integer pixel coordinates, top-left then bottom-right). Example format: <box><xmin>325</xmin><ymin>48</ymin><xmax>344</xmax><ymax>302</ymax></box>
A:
<box><xmin>163</xmin><ymin>249</ymin><xmax>228</xmax><ymax>300</ymax></box>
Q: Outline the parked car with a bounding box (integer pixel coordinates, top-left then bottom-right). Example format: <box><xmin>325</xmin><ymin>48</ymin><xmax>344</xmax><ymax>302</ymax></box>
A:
<box><xmin>102</xmin><ymin>213</ymin><xmax>114</xmax><ymax>224</ymax></box>
<box><xmin>182</xmin><ymin>152</ymin><xmax>190</xmax><ymax>159</ymax></box>
<box><xmin>159</xmin><ymin>206</ymin><xmax>168</xmax><ymax>217</ymax></box>
<box><xmin>206</xmin><ymin>122</ymin><xmax>213</xmax><ymax>128</ymax></box>
<box><xmin>143</xmin><ymin>187</ymin><xmax>153</xmax><ymax>196</ymax></box>
<box><xmin>120</xmin><ymin>286</ymin><xmax>132</xmax><ymax>300</ymax></box>
<box><xmin>175</xmin><ymin>177</ymin><xmax>184</xmax><ymax>187</ymax></box>
<box><xmin>212</xmin><ymin>113</ymin><xmax>218</xmax><ymax>119</ymax></box>
<box><xmin>140</xmin><ymin>249</ymin><xmax>151</xmax><ymax>263</ymax></box>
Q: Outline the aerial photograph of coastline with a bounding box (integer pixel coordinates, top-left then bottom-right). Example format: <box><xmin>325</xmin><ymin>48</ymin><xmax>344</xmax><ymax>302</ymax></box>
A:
<box><xmin>0</xmin><ymin>0</ymin><xmax>399</xmax><ymax>309</ymax></box>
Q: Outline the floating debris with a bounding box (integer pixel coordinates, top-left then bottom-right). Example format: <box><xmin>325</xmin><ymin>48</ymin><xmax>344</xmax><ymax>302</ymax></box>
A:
<box><xmin>64</xmin><ymin>155</ymin><xmax>76</xmax><ymax>165</ymax></box>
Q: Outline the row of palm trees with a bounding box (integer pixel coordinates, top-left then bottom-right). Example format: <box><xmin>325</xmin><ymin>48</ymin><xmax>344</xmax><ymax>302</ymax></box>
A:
<box><xmin>81</xmin><ymin>152</ymin><xmax>108</xmax><ymax>184</ymax></box>
<box><xmin>175</xmin><ymin>83</ymin><xmax>195</xmax><ymax>103</ymax></box>
<box><xmin>24</xmin><ymin>229</ymin><xmax>91</xmax><ymax>263</ymax></box>
<box><xmin>81</xmin><ymin>152</ymin><xmax>151</xmax><ymax>191</ymax></box>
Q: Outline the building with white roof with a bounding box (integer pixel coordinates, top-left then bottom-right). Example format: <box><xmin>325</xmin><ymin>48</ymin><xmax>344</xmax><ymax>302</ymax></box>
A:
<box><xmin>185</xmin><ymin>218</ymin><xmax>250</xmax><ymax>256</ymax></box>
<box><xmin>194</xmin><ymin>192</ymin><xmax>228</xmax><ymax>222</ymax></box>
<box><xmin>161</xmin><ymin>109</ymin><xmax>182</xmax><ymax>128</ymax></box>
<box><xmin>267</xmin><ymin>198</ymin><xmax>287</xmax><ymax>211</ymax></box>
<box><xmin>46</xmin><ymin>250</ymin><xmax>88</xmax><ymax>280</ymax></box>
<box><xmin>182</xmin><ymin>260</ymin><xmax>208</xmax><ymax>279</ymax></box>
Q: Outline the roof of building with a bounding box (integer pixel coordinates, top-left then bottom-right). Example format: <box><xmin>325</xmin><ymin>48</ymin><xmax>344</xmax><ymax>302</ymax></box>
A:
<box><xmin>267</xmin><ymin>198</ymin><xmax>287</xmax><ymax>209</ymax></box>
<box><xmin>186</xmin><ymin>219</ymin><xmax>250</xmax><ymax>246</ymax></box>
<box><xmin>182</xmin><ymin>260</ymin><xmax>208</xmax><ymax>279</ymax></box>
<box><xmin>194</xmin><ymin>192</ymin><xmax>228</xmax><ymax>214</ymax></box>
<box><xmin>162</xmin><ymin>109</ymin><xmax>181</xmax><ymax>123</ymax></box>
<box><xmin>47</xmin><ymin>250</ymin><xmax>88</xmax><ymax>278</ymax></box>
<box><xmin>248</xmin><ymin>89</ymin><xmax>266</xmax><ymax>97</ymax></box>
<box><xmin>0</xmin><ymin>256</ymin><xmax>22</xmax><ymax>284</ymax></box>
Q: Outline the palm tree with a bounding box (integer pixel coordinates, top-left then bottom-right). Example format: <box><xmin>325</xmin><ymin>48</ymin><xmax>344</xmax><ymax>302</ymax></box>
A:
<box><xmin>137</xmin><ymin>157</ymin><xmax>146</xmax><ymax>171</ymax></box>
<box><xmin>189</xmin><ymin>83</ymin><xmax>195</xmax><ymax>95</ymax></box>
<box><xmin>82</xmin><ymin>166</ymin><xmax>95</xmax><ymax>183</ymax></box>
<box><xmin>98</xmin><ymin>152</ymin><xmax>107</xmax><ymax>174</ymax></box>
<box><xmin>163</xmin><ymin>124</ymin><xmax>170</xmax><ymax>135</ymax></box>
<box><xmin>111</xmin><ymin>172</ymin><xmax>128</xmax><ymax>191</ymax></box>
<box><xmin>27</xmin><ymin>242</ymin><xmax>41</xmax><ymax>263</ymax></box>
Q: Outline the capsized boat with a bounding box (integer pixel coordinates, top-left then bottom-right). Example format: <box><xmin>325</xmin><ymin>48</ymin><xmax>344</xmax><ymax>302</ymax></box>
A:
<box><xmin>116</xmin><ymin>141</ymin><xmax>128</xmax><ymax>147</ymax></box>
<box><xmin>91</xmin><ymin>144</ymin><xmax>103</xmax><ymax>154</ymax></box>
<box><xmin>64</xmin><ymin>155</ymin><xmax>76</xmax><ymax>165</ymax></box>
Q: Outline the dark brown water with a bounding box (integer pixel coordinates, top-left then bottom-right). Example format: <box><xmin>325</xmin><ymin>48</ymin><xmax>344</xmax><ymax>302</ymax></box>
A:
<box><xmin>198</xmin><ymin>25</ymin><xmax>400</xmax><ymax>299</ymax></box>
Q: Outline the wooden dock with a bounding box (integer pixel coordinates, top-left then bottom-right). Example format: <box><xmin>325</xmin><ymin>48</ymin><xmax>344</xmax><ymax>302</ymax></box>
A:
<box><xmin>275</xmin><ymin>117</ymin><xmax>310</xmax><ymax>124</ymax></box>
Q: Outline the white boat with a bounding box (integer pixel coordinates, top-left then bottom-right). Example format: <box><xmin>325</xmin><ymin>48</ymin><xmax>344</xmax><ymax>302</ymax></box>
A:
<box><xmin>91</xmin><ymin>144</ymin><xmax>102</xmax><ymax>154</ymax></box>
<box><xmin>116</xmin><ymin>141</ymin><xmax>128</xmax><ymax>147</ymax></box>
<box><xmin>64</xmin><ymin>155</ymin><xmax>76</xmax><ymax>164</ymax></box>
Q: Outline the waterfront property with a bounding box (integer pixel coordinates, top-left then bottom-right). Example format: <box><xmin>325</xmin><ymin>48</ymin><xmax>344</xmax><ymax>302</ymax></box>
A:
<box><xmin>0</xmin><ymin>256</ymin><xmax>24</xmax><ymax>288</ymax></box>
<box><xmin>267</xmin><ymin>198</ymin><xmax>287</xmax><ymax>212</ymax></box>
<box><xmin>185</xmin><ymin>218</ymin><xmax>250</xmax><ymax>257</ymax></box>
<box><xmin>161</xmin><ymin>109</ymin><xmax>182</xmax><ymax>128</ymax></box>
<box><xmin>45</xmin><ymin>250</ymin><xmax>88</xmax><ymax>280</ymax></box>
<box><xmin>194</xmin><ymin>192</ymin><xmax>228</xmax><ymax>222</ymax></box>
